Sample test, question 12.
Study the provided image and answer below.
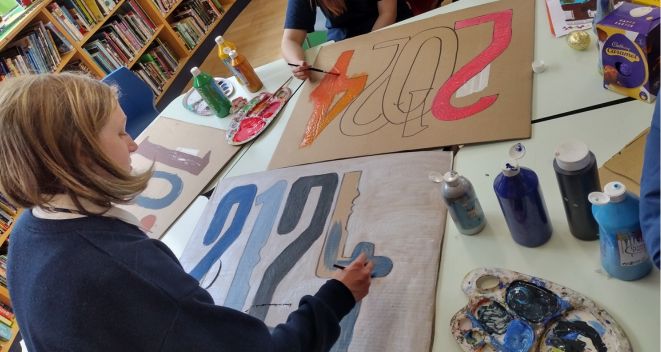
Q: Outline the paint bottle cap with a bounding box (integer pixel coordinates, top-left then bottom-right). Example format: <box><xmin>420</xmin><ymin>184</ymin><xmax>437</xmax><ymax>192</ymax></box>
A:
<box><xmin>588</xmin><ymin>191</ymin><xmax>610</xmax><ymax>205</ymax></box>
<box><xmin>190</xmin><ymin>67</ymin><xmax>201</xmax><ymax>76</ymax></box>
<box><xmin>508</xmin><ymin>143</ymin><xmax>526</xmax><ymax>161</ymax></box>
<box><xmin>554</xmin><ymin>141</ymin><xmax>591</xmax><ymax>171</ymax></box>
<box><xmin>604</xmin><ymin>181</ymin><xmax>626</xmax><ymax>202</ymax></box>
<box><xmin>443</xmin><ymin>171</ymin><xmax>460</xmax><ymax>186</ymax></box>
<box><xmin>428</xmin><ymin>171</ymin><xmax>443</xmax><ymax>183</ymax></box>
<box><xmin>228</xmin><ymin>50</ymin><xmax>238</xmax><ymax>59</ymax></box>
<box><xmin>532</xmin><ymin>60</ymin><xmax>546</xmax><ymax>73</ymax></box>
<box><xmin>214</xmin><ymin>36</ymin><xmax>225</xmax><ymax>44</ymax></box>
<box><xmin>502</xmin><ymin>160</ymin><xmax>520</xmax><ymax>177</ymax></box>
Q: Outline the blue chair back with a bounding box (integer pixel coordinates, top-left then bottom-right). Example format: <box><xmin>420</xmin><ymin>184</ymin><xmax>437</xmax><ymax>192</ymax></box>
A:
<box><xmin>101</xmin><ymin>67</ymin><xmax>158</xmax><ymax>139</ymax></box>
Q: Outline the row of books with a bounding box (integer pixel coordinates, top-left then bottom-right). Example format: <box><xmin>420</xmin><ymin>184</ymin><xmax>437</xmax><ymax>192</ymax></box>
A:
<box><xmin>133</xmin><ymin>37</ymin><xmax>179</xmax><ymax>94</ymax></box>
<box><xmin>0</xmin><ymin>255</ymin><xmax>14</xmax><ymax>341</ymax></box>
<box><xmin>171</xmin><ymin>0</ymin><xmax>220</xmax><ymax>50</ymax></box>
<box><xmin>0</xmin><ymin>21</ymin><xmax>72</xmax><ymax>80</ymax></box>
<box><xmin>0</xmin><ymin>196</ymin><xmax>17</xmax><ymax>236</ymax></box>
<box><xmin>47</xmin><ymin>0</ymin><xmax>120</xmax><ymax>42</ymax></box>
<box><xmin>83</xmin><ymin>1</ymin><xmax>157</xmax><ymax>73</ymax></box>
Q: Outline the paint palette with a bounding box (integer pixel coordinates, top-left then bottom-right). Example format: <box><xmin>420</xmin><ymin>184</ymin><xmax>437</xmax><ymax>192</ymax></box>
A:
<box><xmin>225</xmin><ymin>86</ymin><xmax>292</xmax><ymax>145</ymax></box>
<box><xmin>451</xmin><ymin>268</ymin><xmax>631</xmax><ymax>352</ymax></box>
<box><xmin>182</xmin><ymin>78</ymin><xmax>234</xmax><ymax>116</ymax></box>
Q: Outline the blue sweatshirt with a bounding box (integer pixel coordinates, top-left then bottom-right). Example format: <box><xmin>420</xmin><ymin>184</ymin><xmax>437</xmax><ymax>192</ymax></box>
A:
<box><xmin>8</xmin><ymin>211</ymin><xmax>355</xmax><ymax>351</ymax></box>
<box><xmin>640</xmin><ymin>99</ymin><xmax>660</xmax><ymax>268</ymax></box>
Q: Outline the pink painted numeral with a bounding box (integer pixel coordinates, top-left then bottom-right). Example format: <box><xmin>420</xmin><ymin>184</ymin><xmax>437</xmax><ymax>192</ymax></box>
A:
<box><xmin>432</xmin><ymin>10</ymin><xmax>513</xmax><ymax>121</ymax></box>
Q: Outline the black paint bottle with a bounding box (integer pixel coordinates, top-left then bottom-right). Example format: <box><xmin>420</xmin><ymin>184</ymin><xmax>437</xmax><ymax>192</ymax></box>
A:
<box><xmin>553</xmin><ymin>141</ymin><xmax>600</xmax><ymax>241</ymax></box>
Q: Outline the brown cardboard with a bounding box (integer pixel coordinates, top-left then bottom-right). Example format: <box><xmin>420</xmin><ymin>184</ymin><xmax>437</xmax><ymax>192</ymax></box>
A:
<box><xmin>598</xmin><ymin>127</ymin><xmax>650</xmax><ymax>196</ymax></box>
<box><xmin>118</xmin><ymin>117</ymin><xmax>240</xmax><ymax>238</ymax></box>
<box><xmin>269</xmin><ymin>0</ymin><xmax>534</xmax><ymax>169</ymax></box>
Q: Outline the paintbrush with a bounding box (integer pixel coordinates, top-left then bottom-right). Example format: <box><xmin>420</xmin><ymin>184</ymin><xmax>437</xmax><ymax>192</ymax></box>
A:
<box><xmin>287</xmin><ymin>62</ymin><xmax>339</xmax><ymax>75</ymax></box>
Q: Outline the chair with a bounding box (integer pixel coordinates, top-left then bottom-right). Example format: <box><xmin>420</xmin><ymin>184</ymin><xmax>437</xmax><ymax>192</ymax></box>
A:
<box><xmin>303</xmin><ymin>6</ymin><xmax>329</xmax><ymax>50</ymax></box>
<box><xmin>101</xmin><ymin>67</ymin><xmax>159</xmax><ymax>139</ymax></box>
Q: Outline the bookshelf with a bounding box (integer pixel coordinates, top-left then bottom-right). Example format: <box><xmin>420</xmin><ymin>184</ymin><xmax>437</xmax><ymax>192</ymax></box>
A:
<box><xmin>0</xmin><ymin>0</ymin><xmax>247</xmax><ymax>104</ymax></box>
<box><xmin>0</xmin><ymin>202</ymin><xmax>20</xmax><ymax>351</ymax></box>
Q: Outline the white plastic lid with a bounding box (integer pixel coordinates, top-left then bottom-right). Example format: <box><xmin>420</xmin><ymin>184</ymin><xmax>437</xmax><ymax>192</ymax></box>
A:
<box><xmin>228</xmin><ymin>50</ymin><xmax>238</xmax><ymax>59</ymax></box>
<box><xmin>508</xmin><ymin>143</ymin><xmax>526</xmax><ymax>160</ymax></box>
<box><xmin>214</xmin><ymin>36</ymin><xmax>224</xmax><ymax>44</ymax></box>
<box><xmin>443</xmin><ymin>171</ymin><xmax>460</xmax><ymax>186</ymax></box>
<box><xmin>588</xmin><ymin>191</ymin><xmax>610</xmax><ymax>205</ymax></box>
<box><xmin>502</xmin><ymin>160</ymin><xmax>520</xmax><ymax>176</ymax></box>
<box><xmin>604</xmin><ymin>181</ymin><xmax>626</xmax><ymax>202</ymax></box>
<box><xmin>190</xmin><ymin>67</ymin><xmax>201</xmax><ymax>76</ymax></box>
<box><xmin>554</xmin><ymin>141</ymin><xmax>591</xmax><ymax>171</ymax></box>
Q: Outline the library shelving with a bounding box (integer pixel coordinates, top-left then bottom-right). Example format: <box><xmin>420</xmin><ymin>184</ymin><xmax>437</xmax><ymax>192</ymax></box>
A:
<box><xmin>0</xmin><ymin>198</ymin><xmax>20</xmax><ymax>350</ymax></box>
<box><xmin>0</xmin><ymin>0</ymin><xmax>247</xmax><ymax>105</ymax></box>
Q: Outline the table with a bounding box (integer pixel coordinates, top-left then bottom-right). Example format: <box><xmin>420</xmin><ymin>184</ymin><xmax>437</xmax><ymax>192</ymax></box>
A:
<box><xmin>434</xmin><ymin>100</ymin><xmax>659</xmax><ymax>351</ymax></box>
<box><xmin>160</xmin><ymin>0</ymin><xmax>660</xmax><ymax>350</ymax></box>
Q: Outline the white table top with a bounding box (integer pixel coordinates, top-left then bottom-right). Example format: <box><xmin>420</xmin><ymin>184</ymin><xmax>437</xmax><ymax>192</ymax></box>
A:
<box><xmin>159</xmin><ymin>1</ymin><xmax>660</xmax><ymax>350</ymax></box>
<box><xmin>434</xmin><ymin>100</ymin><xmax>659</xmax><ymax>351</ymax></box>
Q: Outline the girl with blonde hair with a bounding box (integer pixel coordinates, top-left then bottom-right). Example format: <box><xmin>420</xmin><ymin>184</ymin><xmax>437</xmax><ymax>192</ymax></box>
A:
<box><xmin>0</xmin><ymin>72</ymin><xmax>372</xmax><ymax>351</ymax></box>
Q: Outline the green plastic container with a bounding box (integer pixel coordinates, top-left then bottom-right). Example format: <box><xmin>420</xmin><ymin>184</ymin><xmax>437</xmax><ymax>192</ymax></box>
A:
<box><xmin>190</xmin><ymin>66</ymin><xmax>231</xmax><ymax>118</ymax></box>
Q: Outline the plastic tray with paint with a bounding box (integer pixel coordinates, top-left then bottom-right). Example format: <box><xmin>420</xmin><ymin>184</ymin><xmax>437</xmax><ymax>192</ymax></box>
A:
<box><xmin>451</xmin><ymin>268</ymin><xmax>631</xmax><ymax>352</ymax></box>
<box><xmin>225</xmin><ymin>86</ymin><xmax>292</xmax><ymax>145</ymax></box>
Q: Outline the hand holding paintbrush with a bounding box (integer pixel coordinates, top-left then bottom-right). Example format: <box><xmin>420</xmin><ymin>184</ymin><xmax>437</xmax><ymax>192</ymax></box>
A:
<box><xmin>287</xmin><ymin>61</ymin><xmax>339</xmax><ymax>80</ymax></box>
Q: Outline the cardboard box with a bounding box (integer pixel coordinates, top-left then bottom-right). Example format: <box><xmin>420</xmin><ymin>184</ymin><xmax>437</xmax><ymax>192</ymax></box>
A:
<box><xmin>597</xmin><ymin>2</ymin><xmax>660</xmax><ymax>102</ymax></box>
<box><xmin>598</xmin><ymin>127</ymin><xmax>650</xmax><ymax>195</ymax></box>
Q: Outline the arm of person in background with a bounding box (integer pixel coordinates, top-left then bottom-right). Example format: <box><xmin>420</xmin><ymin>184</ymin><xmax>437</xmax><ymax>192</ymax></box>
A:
<box><xmin>640</xmin><ymin>98</ymin><xmax>660</xmax><ymax>269</ymax></box>
<box><xmin>372</xmin><ymin>0</ymin><xmax>398</xmax><ymax>31</ymax></box>
<box><xmin>282</xmin><ymin>28</ymin><xmax>312</xmax><ymax>80</ymax></box>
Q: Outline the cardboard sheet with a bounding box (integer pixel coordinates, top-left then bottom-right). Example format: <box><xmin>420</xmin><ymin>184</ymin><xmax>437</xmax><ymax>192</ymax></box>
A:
<box><xmin>270</xmin><ymin>0</ymin><xmax>534</xmax><ymax>169</ymax></box>
<box><xmin>599</xmin><ymin>127</ymin><xmax>650</xmax><ymax>195</ymax></box>
<box><xmin>179</xmin><ymin>150</ymin><xmax>452</xmax><ymax>351</ymax></box>
<box><xmin>119</xmin><ymin>116</ymin><xmax>240</xmax><ymax>238</ymax></box>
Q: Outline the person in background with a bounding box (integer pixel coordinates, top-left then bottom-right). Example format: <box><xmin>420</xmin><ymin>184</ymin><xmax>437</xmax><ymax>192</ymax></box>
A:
<box><xmin>282</xmin><ymin>0</ymin><xmax>413</xmax><ymax>80</ymax></box>
<box><xmin>0</xmin><ymin>73</ymin><xmax>373</xmax><ymax>351</ymax></box>
<box><xmin>640</xmin><ymin>98</ymin><xmax>660</xmax><ymax>269</ymax></box>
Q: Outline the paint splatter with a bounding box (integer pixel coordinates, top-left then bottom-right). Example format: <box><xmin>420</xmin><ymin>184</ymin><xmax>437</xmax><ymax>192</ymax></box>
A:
<box><xmin>234</xmin><ymin>118</ymin><xmax>266</xmax><ymax>143</ymax></box>
<box><xmin>301</xmin><ymin>50</ymin><xmax>368</xmax><ymax>147</ymax></box>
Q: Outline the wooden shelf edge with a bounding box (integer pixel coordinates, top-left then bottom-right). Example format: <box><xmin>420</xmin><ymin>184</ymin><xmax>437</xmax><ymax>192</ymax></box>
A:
<box><xmin>75</xmin><ymin>0</ymin><xmax>128</xmax><ymax>46</ymax></box>
<box><xmin>0</xmin><ymin>0</ymin><xmax>51</xmax><ymax>50</ymax></box>
<box><xmin>155</xmin><ymin>61</ymin><xmax>186</xmax><ymax>103</ymax></box>
<box><xmin>0</xmin><ymin>318</ymin><xmax>20</xmax><ymax>351</ymax></box>
<box><xmin>53</xmin><ymin>50</ymin><xmax>76</xmax><ymax>72</ymax></box>
<box><xmin>163</xmin><ymin>0</ymin><xmax>186</xmax><ymax>18</ymax></box>
<box><xmin>0</xmin><ymin>209</ymin><xmax>21</xmax><ymax>246</ymax></box>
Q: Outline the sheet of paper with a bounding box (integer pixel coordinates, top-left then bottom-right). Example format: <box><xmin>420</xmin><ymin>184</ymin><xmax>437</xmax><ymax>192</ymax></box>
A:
<box><xmin>179</xmin><ymin>150</ymin><xmax>452</xmax><ymax>351</ymax></box>
<box><xmin>545</xmin><ymin>0</ymin><xmax>596</xmax><ymax>37</ymax></box>
<box><xmin>119</xmin><ymin>116</ymin><xmax>240</xmax><ymax>238</ymax></box>
<box><xmin>270</xmin><ymin>0</ymin><xmax>534</xmax><ymax>169</ymax></box>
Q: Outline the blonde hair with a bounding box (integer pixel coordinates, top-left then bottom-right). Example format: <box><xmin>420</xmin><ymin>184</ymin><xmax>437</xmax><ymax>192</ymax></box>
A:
<box><xmin>0</xmin><ymin>72</ymin><xmax>152</xmax><ymax>214</ymax></box>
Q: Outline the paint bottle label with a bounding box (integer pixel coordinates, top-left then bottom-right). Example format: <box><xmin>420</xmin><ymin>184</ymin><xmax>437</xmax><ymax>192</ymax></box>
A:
<box><xmin>616</xmin><ymin>230</ymin><xmax>650</xmax><ymax>266</ymax></box>
<box><xmin>223</xmin><ymin>57</ymin><xmax>243</xmax><ymax>82</ymax></box>
<box><xmin>447</xmin><ymin>194</ymin><xmax>484</xmax><ymax>231</ymax></box>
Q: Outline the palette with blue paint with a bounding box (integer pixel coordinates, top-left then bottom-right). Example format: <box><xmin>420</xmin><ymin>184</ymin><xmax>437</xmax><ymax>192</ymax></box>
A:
<box><xmin>451</xmin><ymin>268</ymin><xmax>631</xmax><ymax>352</ymax></box>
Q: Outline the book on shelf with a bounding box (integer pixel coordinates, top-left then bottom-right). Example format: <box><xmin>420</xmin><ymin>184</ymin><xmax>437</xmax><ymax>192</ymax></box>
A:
<box><xmin>0</xmin><ymin>314</ymin><xmax>11</xmax><ymax>328</ymax></box>
<box><xmin>0</xmin><ymin>320</ymin><xmax>11</xmax><ymax>341</ymax></box>
<box><xmin>62</xmin><ymin>58</ymin><xmax>96</xmax><ymax>77</ymax></box>
<box><xmin>0</xmin><ymin>303</ymin><xmax>14</xmax><ymax>322</ymax></box>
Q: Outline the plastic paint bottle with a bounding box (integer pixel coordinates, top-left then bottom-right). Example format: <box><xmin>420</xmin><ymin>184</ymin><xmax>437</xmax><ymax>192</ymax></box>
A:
<box><xmin>215</xmin><ymin>36</ymin><xmax>241</xmax><ymax>79</ymax></box>
<box><xmin>228</xmin><ymin>49</ymin><xmax>263</xmax><ymax>93</ymax></box>
<box><xmin>493</xmin><ymin>143</ymin><xmax>553</xmax><ymax>247</ymax></box>
<box><xmin>589</xmin><ymin>182</ymin><xmax>652</xmax><ymax>281</ymax></box>
<box><xmin>439</xmin><ymin>171</ymin><xmax>486</xmax><ymax>235</ymax></box>
<box><xmin>190</xmin><ymin>67</ymin><xmax>231</xmax><ymax>118</ymax></box>
<box><xmin>553</xmin><ymin>141</ymin><xmax>600</xmax><ymax>241</ymax></box>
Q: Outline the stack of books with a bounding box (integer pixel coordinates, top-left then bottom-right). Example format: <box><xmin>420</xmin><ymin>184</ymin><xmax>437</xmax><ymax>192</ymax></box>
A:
<box><xmin>0</xmin><ymin>255</ymin><xmax>14</xmax><ymax>342</ymax></box>
<box><xmin>171</xmin><ymin>0</ymin><xmax>220</xmax><ymax>50</ymax></box>
<box><xmin>0</xmin><ymin>21</ymin><xmax>72</xmax><ymax>79</ymax></box>
<box><xmin>132</xmin><ymin>37</ymin><xmax>178</xmax><ymax>94</ymax></box>
<box><xmin>84</xmin><ymin>0</ymin><xmax>156</xmax><ymax>73</ymax></box>
<box><xmin>46</xmin><ymin>0</ymin><xmax>119</xmax><ymax>41</ymax></box>
<box><xmin>0</xmin><ymin>195</ymin><xmax>16</xmax><ymax>236</ymax></box>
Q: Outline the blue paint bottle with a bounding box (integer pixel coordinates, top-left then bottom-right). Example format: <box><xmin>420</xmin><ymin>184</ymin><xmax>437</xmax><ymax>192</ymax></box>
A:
<box><xmin>493</xmin><ymin>144</ymin><xmax>553</xmax><ymax>247</ymax></box>
<box><xmin>589</xmin><ymin>182</ymin><xmax>653</xmax><ymax>281</ymax></box>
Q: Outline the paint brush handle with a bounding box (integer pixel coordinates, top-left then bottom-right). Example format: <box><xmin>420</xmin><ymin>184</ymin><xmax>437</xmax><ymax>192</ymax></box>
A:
<box><xmin>287</xmin><ymin>62</ymin><xmax>339</xmax><ymax>75</ymax></box>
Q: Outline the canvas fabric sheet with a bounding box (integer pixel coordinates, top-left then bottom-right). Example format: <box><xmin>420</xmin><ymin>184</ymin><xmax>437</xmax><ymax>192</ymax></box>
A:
<box><xmin>179</xmin><ymin>150</ymin><xmax>452</xmax><ymax>351</ymax></box>
<box><xmin>119</xmin><ymin>116</ymin><xmax>240</xmax><ymax>238</ymax></box>
<box><xmin>270</xmin><ymin>0</ymin><xmax>534</xmax><ymax>169</ymax></box>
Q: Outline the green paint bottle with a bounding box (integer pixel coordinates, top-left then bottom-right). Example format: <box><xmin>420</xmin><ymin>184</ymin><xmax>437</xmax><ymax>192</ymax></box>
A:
<box><xmin>190</xmin><ymin>67</ymin><xmax>231</xmax><ymax>118</ymax></box>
